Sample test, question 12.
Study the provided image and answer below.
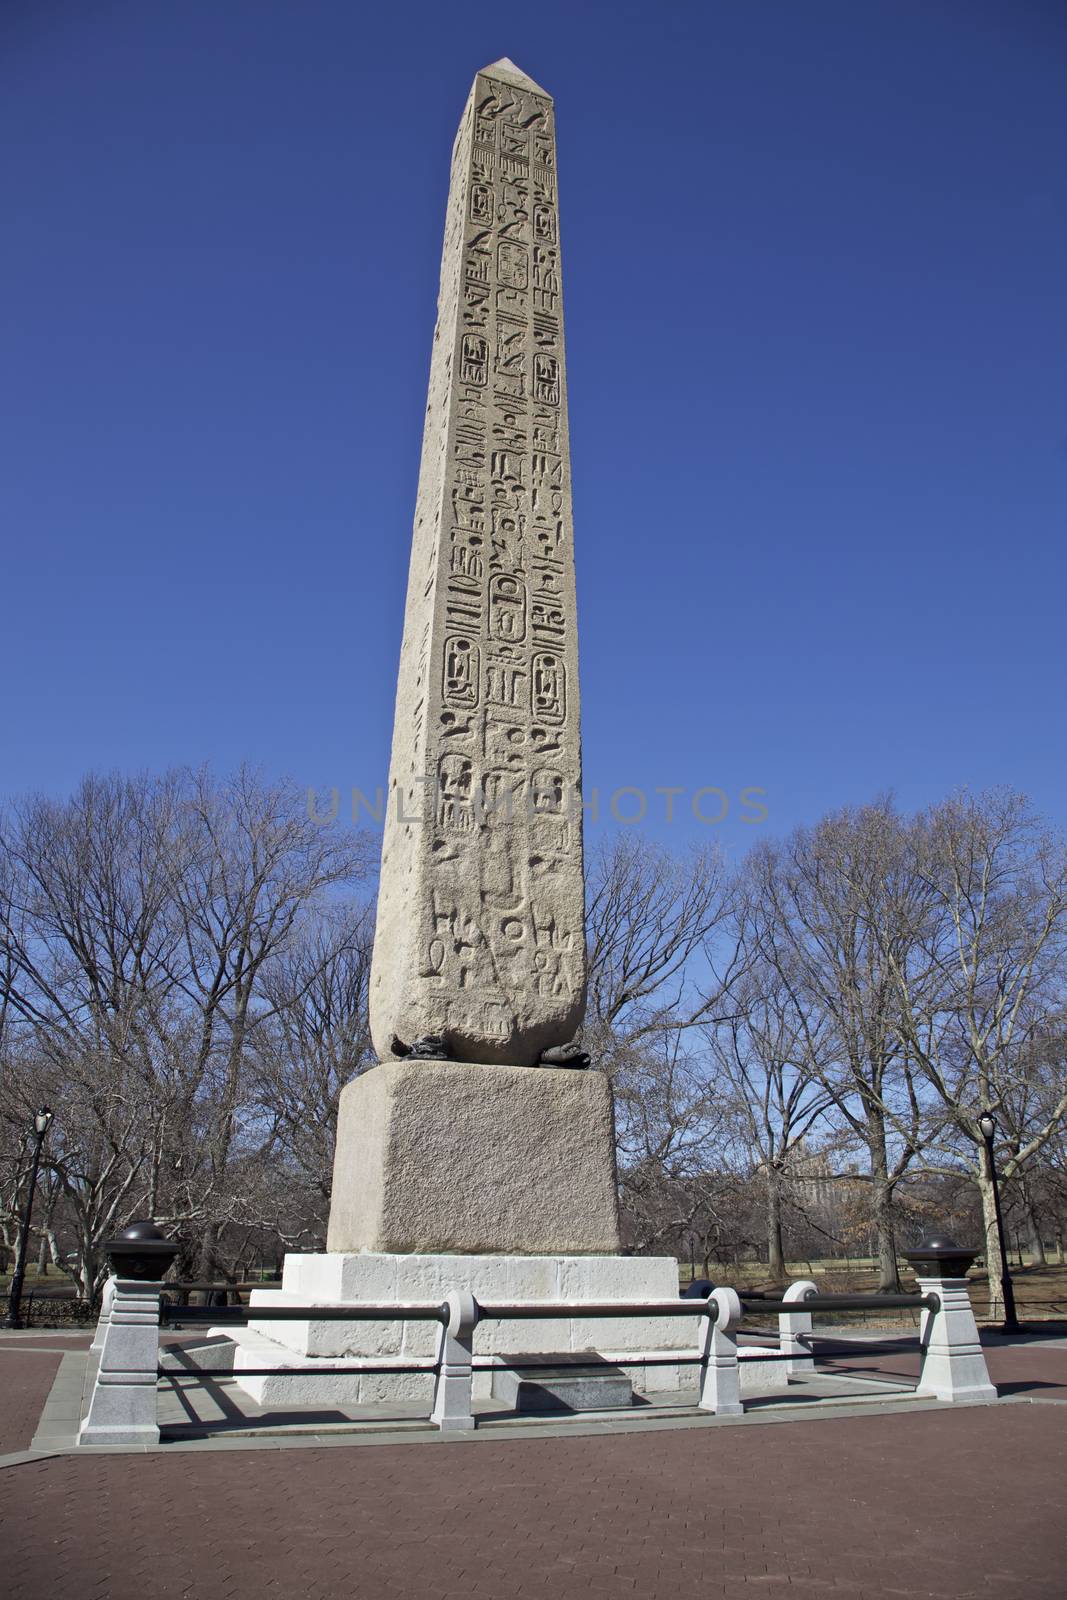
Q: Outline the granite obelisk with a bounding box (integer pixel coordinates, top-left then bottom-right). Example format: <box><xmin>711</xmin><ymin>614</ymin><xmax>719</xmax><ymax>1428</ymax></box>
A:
<box><xmin>229</xmin><ymin>70</ymin><xmax>691</xmax><ymax>1407</ymax></box>
<box><xmin>370</xmin><ymin>58</ymin><xmax>584</xmax><ymax>1069</ymax></box>
<box><xmin>326</xmin><ymin>59</ymin><xmax>621</xmax><ymax>1257</ymax></box>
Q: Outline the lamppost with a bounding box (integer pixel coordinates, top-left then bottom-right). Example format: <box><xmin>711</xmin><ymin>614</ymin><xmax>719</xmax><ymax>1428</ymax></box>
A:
<box><xmin>977</xmin><ymin>1109</ymin><xmax>1021</xmax><ymax>1334</ymax></box>
<box><xmin>4</xmin><ymin>1107</ymin><xmax>55</xmax><ymax>1330</ymax></box>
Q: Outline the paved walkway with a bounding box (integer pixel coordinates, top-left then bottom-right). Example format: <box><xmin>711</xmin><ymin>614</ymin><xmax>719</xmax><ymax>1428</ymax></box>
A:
<box><xmin>1</xmin><ymin>1328</ymin><xmax>1064</xmax><ymax>1598</ymax></box>
<box><xmin>0</xmin><ymin>1349</ymin><xmax>63</xmax><ymax>1452</ymax></box>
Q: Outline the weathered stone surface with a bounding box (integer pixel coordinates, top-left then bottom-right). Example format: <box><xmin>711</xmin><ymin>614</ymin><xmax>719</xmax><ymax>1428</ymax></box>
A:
<box><xmin>326</xmin><ymin>1061</ymin><xmax>622</xmax><ymax>1255</ymax></box>
<box><xmin>257</xmin><ymin>1251</ymin><xmax>687</xmax><ymax>1363</ymax></box>
<box><xmin>229</xmin><ymin>1251</ymin><xmax>696</xmax><ymax>1407</ymax></box>
<box><xmin>369</xmin><ymin>59</ymin><xmax>585</xmax><ymax>1067</ymax></box>
<box><xmin>492</xmin><ymin>1357</ymin><xmax>633</xmax><ymax>1413</ymax></box>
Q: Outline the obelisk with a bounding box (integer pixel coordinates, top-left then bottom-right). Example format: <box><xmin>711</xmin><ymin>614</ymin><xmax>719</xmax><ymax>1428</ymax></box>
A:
<box><xmin>371</xmin><ymin>57</ymin><xmax>584</xmax><ymax>1069</ymax></box>
<box><xmin>326</xmin><ymin>59</ymin><xmax>622</xmax><ymax>1256</ymax></box>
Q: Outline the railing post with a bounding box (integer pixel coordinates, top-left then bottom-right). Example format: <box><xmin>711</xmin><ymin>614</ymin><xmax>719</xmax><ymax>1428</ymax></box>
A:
<box><xmin>431</xmin><ymin>1290</ymin><xmax>479</xmax><ymax>1432</ymax></box>
<box><xmin>780</xmin><ymin>1280</ymin><xmax>817</xmax><ymax>1376</ymax></box>
<box><xmin>903</xmin><ymin>1235</ymin><xmax>997</xmax><ymax>1405</ymax></box>
<box><xmin>697</xmin><ymin>1287</ymin><xmax>743</xmax><ymax>1415</ymax></box>
<box><xmin>78</xmin><ymin>1222</ymin><xmax>178</xmax><ymax>1448</ymax></box>
<box><xmin>90</xmin><ymin>1274</ymin><xmax>116</xmax><ymax>1355</ymax></box>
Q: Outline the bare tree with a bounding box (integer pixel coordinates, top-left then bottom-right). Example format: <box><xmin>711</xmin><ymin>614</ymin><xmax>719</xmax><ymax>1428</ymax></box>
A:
<box><xmin>584</xmin><ymin>834</ymin><xmax>741</xmax><ymax>1059</ymax></box>
<box><xmin>0</xmin><ymin>767</ymin><xmax>371</xmax><ymax>1297</ymax></box>
<box><xmin>0</xmin><ymin>772</ymin><xmax>194</xmax><ymax>1295</ymax></box>
<box><xmin>707</xmin><ymin>962</ymin><xmax>832</xmax><ymax>1280</ymax></box>
<box><xmin>582</xmin><ymin>835</ymin><xmax>743</xmax><ymax>1255</ymax></box>
<box><xmin>888</xmin><ymin>791</ymin><xmax>1067</xmax><ymax>1315</ymax></box>
<box><xmin>249</xmin><ymin>903</ymin><xmax>375</xmax><ymax>1235</ymax></box>
<box><xmin>168</xmin><ymin>766</ymin><xmax>372</xmax><ymax>1278</ymax></box>
<box><xmin>747</xmin><ymin>801</ymin><xmax>930</xmax><ymax>1289</ymax></box>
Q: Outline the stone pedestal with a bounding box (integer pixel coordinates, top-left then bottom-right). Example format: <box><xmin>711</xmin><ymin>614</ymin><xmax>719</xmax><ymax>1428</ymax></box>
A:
<box><xmin>904</xmin><ymin>1236</ymin><xmax>997</xmax><ymax>1405</ymax></box>
<box><xmin>228</xmin><ymin>1251</ymin><xmax>694</xmax><ymax>1407</ymax></box>
<box><xmin>80</xmin><ymin>1277</ymin><xmax>164</xmax><ymax>1447</ymax></box>
<box><xmin>913</xmin><ymin>1271</ymin><xmax>998</xmax><ymax>1404</ymax></box>
<box><xmin>327</xmin><ymin>1061</ymin><xmax>622</xmax><ymax>1256</ymax></box>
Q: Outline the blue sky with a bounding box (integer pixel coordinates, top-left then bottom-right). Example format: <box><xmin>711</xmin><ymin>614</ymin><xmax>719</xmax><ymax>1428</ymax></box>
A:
<box><xmin>2</xmin><ymin>0</ymin><xmax>1064</xmax><ymax>860</ymax></box>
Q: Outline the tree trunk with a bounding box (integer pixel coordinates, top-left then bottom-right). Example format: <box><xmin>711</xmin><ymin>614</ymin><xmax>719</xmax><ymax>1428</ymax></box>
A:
<box><xmin>977</xmin><ymin>1160</ymin><xmax>1004</xmax><ymax>1321</ymax></box>
<box><xmin>766</xmin><ymin>1170</ymin><xmax>786</xmax><ymax>1283</ymax></box>
<box><xmin>868</xmin><ymin>1133</ymin><xmax>900</xmax><ymax>1292</ymax></box>
<box><xmin>1022</xmin><ymin>1199</ymin><xmax>1046</xmax><ymax>1267</ymax></box>
<box><xmin>196</xmin><ymin>1220</ymin><xmax>223</xmax><ymax>1304</ymax></box>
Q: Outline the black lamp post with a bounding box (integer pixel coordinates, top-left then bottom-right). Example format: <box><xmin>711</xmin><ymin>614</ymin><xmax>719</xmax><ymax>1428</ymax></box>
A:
<box><xmin>978</xmin><ymin>1110</ymin><xmax>1020</xmax><ymax>1334</ymax></box>
<box><xmin>4</xmin><ymin>1107</ymin><xmax>55</xmax><ymax>1330</ymax></box>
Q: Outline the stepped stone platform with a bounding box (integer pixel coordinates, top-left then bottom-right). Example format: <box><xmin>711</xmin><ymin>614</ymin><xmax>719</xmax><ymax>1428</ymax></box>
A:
<box><xmin>219</xmin><ymin>1252</ymin><xmax>789</xmax><ymax>1409</ymax></box>
<box><xmin>225</xmin><ymin>1252</ymin><xmax>693</xmax><ymax>1407</ymax></box>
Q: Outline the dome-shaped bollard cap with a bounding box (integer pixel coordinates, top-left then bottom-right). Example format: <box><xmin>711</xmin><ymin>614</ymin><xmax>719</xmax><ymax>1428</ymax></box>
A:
<box><xmin>902</xmin><ymin>1233</ymin><xmax>979</xmax><ymax>1277</ymax></box>
<box><xmin>116</xmin><ymin>1220</ymin><xmax>167</xmax><ymax>1242</ymax></box>
<box><xmin>105</xmin><ymin>1219</ymin><xmax>180</xmax><ymax>1280</ymax></box>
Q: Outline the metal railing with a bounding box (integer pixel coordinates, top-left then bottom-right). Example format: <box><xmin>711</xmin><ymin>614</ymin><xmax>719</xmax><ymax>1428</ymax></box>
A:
<box><xmin>80</xmin><ymin>1270</ymin><xmax>995</xmax><ymax>1447</ymax></box>
<box><xmin>161</xmin><ymin>1301</ymin><xmax>448</xmax><ymax>1327</ymax></box>
<box><xmin>137</xmin><ymin>1288</ymin><xmax>748</xmax><ymax>1436</ymax></box>
<box><xmin>159</xmin><ymin>1295</ymin><xmax>716</xmax><ymax>1381</ymax></box>
<box><xmin>741</xmin><ymin>1293</ymin><xmax>938</xmax><ymax>1316</ymax></box>
<box><xmin>156</xmin><ymin>1288</ymin><xmax>938</xmax><ymax>1416</ymax></box>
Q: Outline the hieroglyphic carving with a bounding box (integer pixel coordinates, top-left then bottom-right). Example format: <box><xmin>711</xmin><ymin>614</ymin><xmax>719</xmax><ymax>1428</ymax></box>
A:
<box><xmin>460</xmin><ymin>333</ymin><xmax>488</xmax><ymax>385</ymax></box>
<box><xmin>443</xmin><ymin>636</ymin><xmax>479</xmax><ymax>706</ymax></box>
<box><xmin>469</xmin><ymin>182</ymin><xmax>494</xmax><ymax>225</ymax></box>
<box><xmin>532</xmin><ymin>651</ymin><xmax>566</xmax><ymax>724</ymax></box>
<box><xmin>497</xmin><ymin>241</ymin><xmax>528</xmax><ymax>291</ymax></box>
<box><xmin>370</xmin><ymin>61</ymin><xmax>585</xmax><ymax>1066</ymax></box>
<box><xmin>488</xmin><ymin>573</ymin><xmax>527</xmax><ymax>641</ymax></box>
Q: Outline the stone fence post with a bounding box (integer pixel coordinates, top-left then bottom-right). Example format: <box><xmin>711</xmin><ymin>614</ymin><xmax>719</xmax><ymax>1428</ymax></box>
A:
<box><xmin>903</xmin><ymin>1235</ymin><xmax>997</xmax><ymax>1405</ymax></box>
<box><xmin>90</xmin><ymin>1274</ymin><xmax>117</xmax><ymax>1355</ymax></box>
<box><xmin>431</xmin><ymin>1290</ymin><xmax>479</xmax><ymax>1432</ymax></box>
<box><xmin>79</xmin><ymin>1222</ymin><xmax>178</xmax><ymax>1448</ymax></box>
<box><xmin>779</xmin><ymin>1279</ymin><xmax>817</xmax><ymax>1376</ymax></box>
<box><xmin>698</xmin><ymin>1287</ymin><xmax>743</xmax><ymax>1415</ymax></box>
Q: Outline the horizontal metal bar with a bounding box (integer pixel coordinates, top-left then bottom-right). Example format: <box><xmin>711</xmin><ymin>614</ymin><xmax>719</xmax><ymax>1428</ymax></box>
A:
<box><xmin>474</xmin><ymin>1300</ymin><xmax>708</xmax><ymax>1320</ymax></box>
<box><xmin>159</xmin><ymin>1302</ymin><xmax>449</xmax><ymax>1326</ymax></box>
<box><xmin>159</xmin><ymin>1365</ymin><xmax>437</xmax><ymax>1379</ymax></box>
<box><xmin>159</xmin><ymin>1299</ymin><xmax>703</xmax><ymax>1328</ymax></box>
<box><xmin>738</xmin><ymin>1349</ymin><xmax>806</xmax><ymax>1364</ymax></box>
<box><xmin>158</xmin><ymin>1291</ymin><xmax>937</xmax><ymax>1331</ymax></box>
<box><xmin>158</xmin><ymin>1358</ymin><xmax>713</xmax><ymax>1390</ymax></box>
<box><xmin>743</xmin><ymin>1294</ymin><xmax>938</xmax><ymax>1315</ymax></box>
<box><xmin>161</xmin><ymin>1353</ymin><xmax>713</xmax><ymax>1381</ymax></box>
<box><xmin>502</xmin><ymin>1354</ymin><xmax>705</xmax><ymax>1370</ymax></box>
<box><xmin>162</xmin><ymin>1283</ymin><xmax>260</xmax><ymax>1292</ymax></box>
<box><xmin>810</xmin><ymin>1337</ymin><xmax>923</xmax><ymax>1355</ymax></box>
<box><xmin>160</xmin><ymin>1309</ymin><xmax>249</xmax><ymax>1325</ymax></box>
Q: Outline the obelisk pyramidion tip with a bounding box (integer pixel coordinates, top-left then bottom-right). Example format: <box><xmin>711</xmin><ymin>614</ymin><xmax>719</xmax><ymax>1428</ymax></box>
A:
<box><xmin>478</xmin><ymin>58</ymin><xmax>551</xmax><ymax>97</ymax></box>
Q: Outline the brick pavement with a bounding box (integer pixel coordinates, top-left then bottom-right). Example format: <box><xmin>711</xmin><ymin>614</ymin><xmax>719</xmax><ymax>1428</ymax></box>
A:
<box><xmin>0</xmin><ymin>1333</ymin><xmax>93</xmax><ymax>1352</ymax></box>
<box><xmin>2</xmin><ymin>1332</ymin><xmax>1066</xmax><ymax>1597</ymax></box>
<box><xmin>810</xmin><ymin>1334</ymin><xmax>1067</xmax><ymax>1400</ymax></box>
<box><xmin>0</xmin><ymin>1350</ymin><xmax>62</xmax><ymax>1452</ymax></box>
<box><xmin>982</xmin><ymin>1341</ymin><xmax>1067</xmax><ymax>1399</ymax></box>
<box><xmin>1</xmin><ymin>1402</ymin><xmax>1064</xmax><ymax>1598</ymax></box>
